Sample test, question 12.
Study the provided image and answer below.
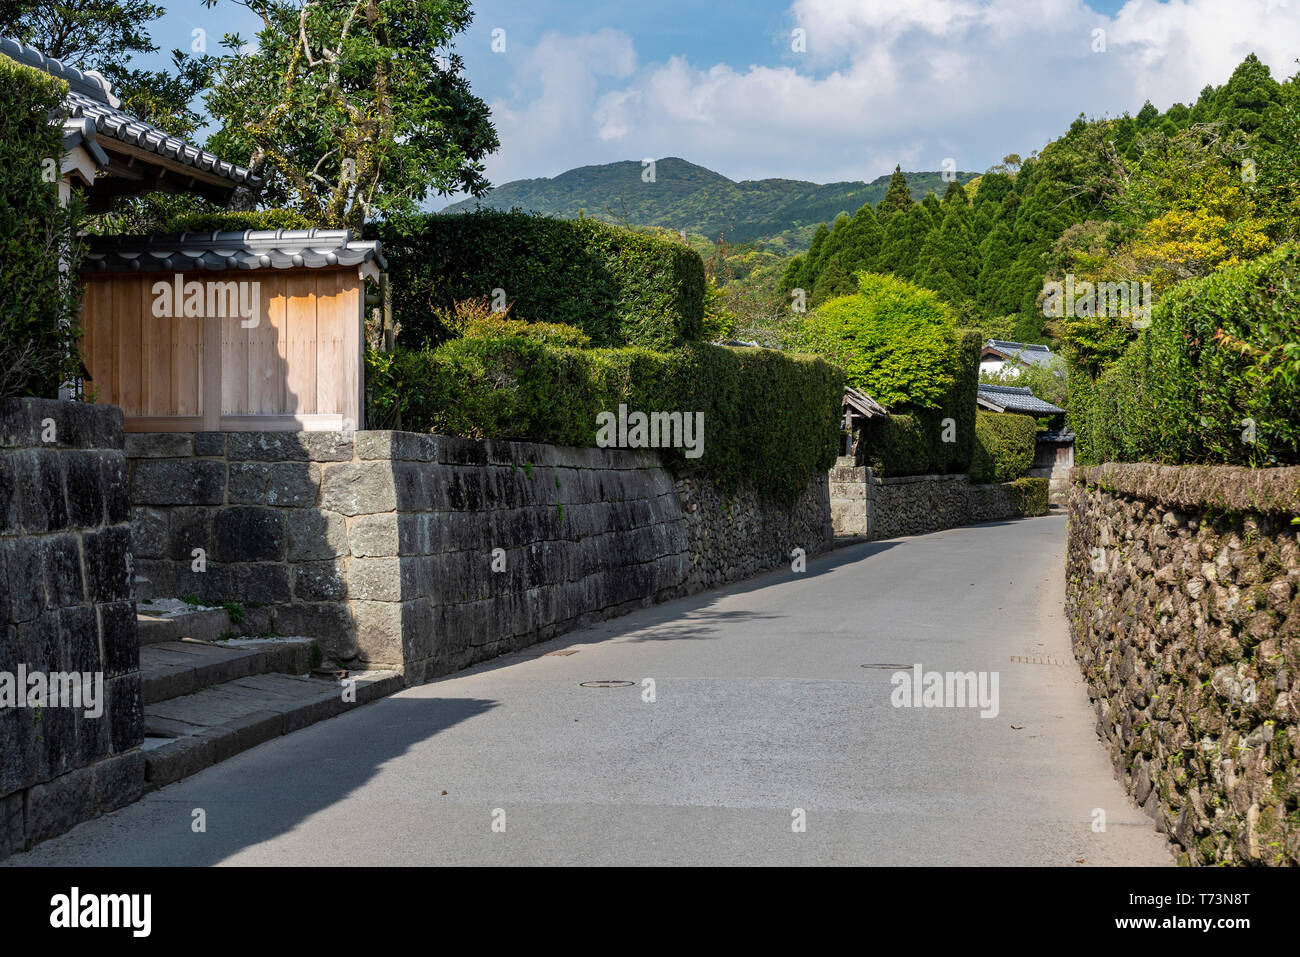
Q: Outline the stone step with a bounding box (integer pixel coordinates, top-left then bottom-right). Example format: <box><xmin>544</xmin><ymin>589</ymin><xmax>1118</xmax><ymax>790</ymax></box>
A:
<box><xmin>142</xmin><ymin>670</ymin><xmax>403</xmax><ymax>789</ymax></box>
<box><xmin>136</xmin><ymin>597</ymin><xmax>233</xmax><ymax>645</ymax></box>
<box><xmin>140</xmin><ymin>637</ymin><xmax>317</xmax><ymax>705</ymax></box>
<box><xmin>133</xmin><ymin>576</ymin><xmax>155</xmax><ymax>601</ymax></box>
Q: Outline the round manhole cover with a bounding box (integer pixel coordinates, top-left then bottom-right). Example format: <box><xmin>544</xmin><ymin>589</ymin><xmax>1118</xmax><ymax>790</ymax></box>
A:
<box><xmin>860</xmin><ymin>663</ymin><xmax>913</xmax><ymax>670</ymax></box>
<box><xmin>579</xmin><ymin>680</ymin><xmax>636</xmax><ymax>688</ymax></box>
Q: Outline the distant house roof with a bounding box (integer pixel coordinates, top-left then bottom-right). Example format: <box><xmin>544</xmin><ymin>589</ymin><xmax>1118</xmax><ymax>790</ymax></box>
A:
<box><xmin>982</xmin><ymin>339</ymin><xmax>1057</xmax><ymax>370</ymax></box>
<box><xmin>81</xmin><ymin>229</ymin><xmax>387</xmax><ymax>279</ymax></box>
<box><xmin>1</xmin><ymin>36</ymin><xmax>259</xmax><ymax>208</ymax></box>
<box><xmin>843</xmin><ymin>386</ymin><xmax>887</xmax><ymax>420</ymax></box>
<box><xmin>977</xmin><ymin>383</ymin><xmax>1065</xmax><ymax>417</ymax></box>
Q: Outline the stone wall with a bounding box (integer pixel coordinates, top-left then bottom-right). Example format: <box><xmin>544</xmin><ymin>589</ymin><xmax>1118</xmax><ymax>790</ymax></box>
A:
<box><xmin>128</xmin><ymin>431</ymin><xmax>832</xmax><ymax>684</ymax></box>
<box><xmin>1066</xmin><ymin>462</ymin><xmax>1300</xmax><ymax>865</ymax></box>
<box><xmin>829</xmin><ymin>460</ymin><xmax>1047</xmax><ymax>540</ymax></box>
<box><xmin>0</xmin><ymin>398</ymin><xmax>141</xmax><ymax>859</ymax></box>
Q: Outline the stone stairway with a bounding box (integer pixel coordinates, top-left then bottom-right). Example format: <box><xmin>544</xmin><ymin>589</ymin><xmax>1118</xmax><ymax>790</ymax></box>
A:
<box><xmin>136</xmin><ymin>601</ymin><xmax>402</xmax><ymax>789</ymax></box>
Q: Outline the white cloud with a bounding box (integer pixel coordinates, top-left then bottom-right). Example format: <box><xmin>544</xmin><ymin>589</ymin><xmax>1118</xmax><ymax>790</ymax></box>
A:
<box><xmin>472</xmin><ymin>0</ymin><xmax>1300</xmax><ymax>193</ymax></box>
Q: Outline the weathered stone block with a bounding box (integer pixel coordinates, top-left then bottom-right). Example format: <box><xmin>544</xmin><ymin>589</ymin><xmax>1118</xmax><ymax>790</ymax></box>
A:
<box><xmin>108</xmin><ymin>674</ymin><xmax>143</xmax><ymax>754</ymax></box>
<box><xmin>58</xmin><ymin>604</ymin><xmax>100</xmax><ymax>674</ymax></box>
<box><xmin>349</xmin><ymin>556</ymin><xmax>409</xmax><ymax>602</ymax></box>
<box><xmin>130</xmin><ymin>458</ymin><xmax>225</xmax><ymax>505</ymax></box>
<box><xmin>218</xmin><ymin>563</ymin><xmax>291</xmax><ymax>604</ymax></box>
<box><xmin>287</xmin><ymin>508</ymin><xmax>348</xmax><ymax>561</ymax></box>
<box><xmin>214</xmin><ymin>507</ymin><xmax>285</xmax><ymax>562</ymax></box>
<box><xmin>83</xmin><ymin>526</ymin><xmax>131</xmax><ymax>603</ymax></box>
<box><xmin>131</xmin><ymin>506</ymin><xmax>168</xmax><ymax>558</ymax></box>
<box><xmin>349</xmin><ymin>513</ymin><xmax>399</xmax><ymax>557</ymax></box>
<box><xmin>228</xmin><ymin>431</ymin><xmax>353</xmax><ymax>462</ymax></box>
<box><xmin>15</xmin><ymin>449</ymin><xmax>68</xmax><ymax>533</ymax></box>
<box><xmin>64</xmin><ymin>451</ymin><xmax>106</xmax><ymax>527</ymax></box>
<box><xmin>319</xmin><ymin>462</ymin><xmax>396</xmax><ymax>515</ymax></box>
<box><xmin>42</xmin><ymin>533</ymin><xmax>85</xmax><ymax>608</ymax></box>
<box><xmin>274</xmin><ymin>602</ymin><xmax>356</xmax><ymax>655</ymax></box>
<box><xmin>357</xmin><ymin>431</ymin><xmax>438</xmax><ymax>462</ymax></box>
<box><xmin>100</xmin><ymin>600</ymin><xmax>139</xmax><ymax>677</ymax></box>
<box><xmin>125</xmin><ymin>432</ymin><xmax>193</xmax><ymax>459</ymax></box>
<box><xmin>194</xmin><ymin>431</ymin><xmax>226</xmax><ymax>456</ymax></box>
<box><xmin>294</xmin><ymin>560</ymin><xmax>348</xmax><ymax>602</ymax></box>
<box><xmin>350</xmin><ymin>600</ymin><xmax>405</xmax><ymax>665</ymax></box>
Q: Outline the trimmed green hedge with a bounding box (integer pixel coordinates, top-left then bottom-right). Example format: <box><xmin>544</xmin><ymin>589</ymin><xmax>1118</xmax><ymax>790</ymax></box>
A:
<box><xmin>857</xmin><ymin>330</ymin><xmax>981</xmax><ymax>476</ymax></box>
<box><xmin>164</xmin><ymin>208</ymin><xmax>316</xmax><ymax>233</ymax></box>
<box><xmin>0</xmin><ymin>57</ymin><xmax>81</xmax><ymax>398</ymax></box>
<box><xmin>970</xmin><ymin>411</ymin><xmax>1037</xmax><ymax>483</ymax></box>
<box><xmin>366</xmin><ymin>339</ymin><xmax>843</xmax><ymax>504</ymax></box>
<box><xmin>1072</xmin><ymin>245</ymin><xmax>1300</xmax><ymax>466</ymax></box>
<box><xmin>373</xmin><ymin>210</ymin><xmax>706</xmax><ymax>350</ymax></box>
<box><xmin>1007</xmin><ymin>477</ymin><xmax>1049</xmax><ymax>516</ymax></box>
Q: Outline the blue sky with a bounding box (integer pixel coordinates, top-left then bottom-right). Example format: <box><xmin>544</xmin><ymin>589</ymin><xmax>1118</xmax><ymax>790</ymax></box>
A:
<box><xmin>140</xmin><ymin>0</ymin><xmax>1299</xmax><ymax>203</ymax></box>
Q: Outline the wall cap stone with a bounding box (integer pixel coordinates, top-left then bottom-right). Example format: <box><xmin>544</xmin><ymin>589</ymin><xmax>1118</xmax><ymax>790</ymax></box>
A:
<box><xmin>1071</xmin><ymin>462</ymin><xmax>1300</xmax><ymax>514</ymax></box>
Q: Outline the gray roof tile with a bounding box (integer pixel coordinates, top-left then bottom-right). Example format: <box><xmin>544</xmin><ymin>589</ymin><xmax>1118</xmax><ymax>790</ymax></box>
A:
<box><xmin>2</xmin><ymin>36</ymin><xmax>258</xmax><ymax>190</ymax></box>
<box><xmin>80</xmin><ymin>229</ymin><xmax>386</xmax><ymax>275</ymax></box>
<box><xmin>977</xmin><ymin>383</ymin><xmax>1066</xmax><ymax>416</ymax></box>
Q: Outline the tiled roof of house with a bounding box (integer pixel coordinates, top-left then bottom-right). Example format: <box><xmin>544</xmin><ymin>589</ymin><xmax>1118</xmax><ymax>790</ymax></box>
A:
<box><xmin>81</xmin><ymin>230</ymin><xmax>387</xmax><ymax>275</ymax></box>
<box><xmin>1</xmin><ymin>36</ymin><xmax>258</xmax><ymax>191</ymax></box>
<box><xmin>983</xmin><ymin>339</ymin><xmax>1057</xmax><ymax>369</ymax></box>
<box><xmin>976</xmin><ymin>383</ymin><xmax>1066</xmax><ymax>416</ymax></box>
<box><xmin>844</xmin><ymin>386</ymin><xmax>887</xmax><ymax>419</ymax></box>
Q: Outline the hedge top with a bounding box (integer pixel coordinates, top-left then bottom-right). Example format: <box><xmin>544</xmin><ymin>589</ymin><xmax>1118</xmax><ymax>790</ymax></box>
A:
<box><xmin>373</xmin><ymin>209</ymin><xmax>706</xmax><ymax>350</ymax></box>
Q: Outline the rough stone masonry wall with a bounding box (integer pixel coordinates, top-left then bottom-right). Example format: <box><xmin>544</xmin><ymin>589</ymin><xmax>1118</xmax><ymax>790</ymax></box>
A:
<box><xmin>829</xmin><ymin>462</ymin><xmax>1044</xmax><ymax>540</ymax></box>
<box><xmin>1066</xmin><ymin>463</ymin><xmax>1300</xmax><ymax>866</ymax></box>
<box><xmin>128</xmin><ymin>430</ymin><xmax>832</xmax><ymax>684</ymax></box>
<box><xmin>0</xmin><ymin>398</ymin><xmax>142</xmax><ymax>860</ymax></box>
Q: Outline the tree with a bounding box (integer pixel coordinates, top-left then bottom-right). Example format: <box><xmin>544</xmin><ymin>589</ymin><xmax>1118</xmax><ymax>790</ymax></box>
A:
<box><xmin>796</xmin><ymin>273</ymin><xmax>957</xmax><ymax>408</ymax></box>
<box><xmin>873</xmin><ymin>203</ymin><xmax>931</xmax><ymax>280</ymax></box>
<box><xmin>876</xmin><ymin>165</ymin><xmax>914</xmax><ymax>221</ymax></box>
<box><xmin>202</xmin><ymin>0</ymin><xmax>498</xmax><ymax>227</ymax></box>
<box><xmin>1213</xmin><ymin>53</ymin><xmax>1281</xmax><ymax>135</ymax></box>
<box><xmin>810</xmin><ymin>255</ymin><xmax>856</xmax><ymax>306</ymax></box>
<box><xmin>917</xmin><ymin>201</ymin><xmax>978</xmax><ymax>304</ymax></box>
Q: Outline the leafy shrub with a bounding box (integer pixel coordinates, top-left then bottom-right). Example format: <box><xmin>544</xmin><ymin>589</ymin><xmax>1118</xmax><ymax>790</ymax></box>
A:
<box><xmin>366</xmin><ymin>340</ymin><xmax>843</xmax><ymax>503</ymax></box>
<box><xmin>1008</xmin><ymin>477</ymin><xmax>1049</xmax><ymax>515</ymax></box>
<box><xmin>797</xmin><ymin>272</ymin><xmax>957</xmax><ymax>409</ymax></box>
<box><xmin>0</xmin><ymin>58</ymin><xmax>82</xmax><ymax>398</ymax></box>
<box><xmin>856</xmin><ymin>330</ymin><xmax>981</xmax><ymax>476</ymax></box>
<box><xmin>373</xmin><ymin>210</ymin><xmax>706</xmax><ymax>349</ymax></box>
<box><xmin>163</xmin><ymin>208</ymin><xmax>316</xmax><ymax>234</ymax></box>
<box><xmin>433</xmin><ymin>297</ymin><xmax>593</xmax><ymax>348</ymax></box>
<box><xmin>970</xmin><ymin>411</ymin><xmax>1037</xmax><ymax>483</ymax></box>
<box><xmin>1072</xmin><ymin>244</ymin><xmax>1300</xmax><ymax>466</ymax></box>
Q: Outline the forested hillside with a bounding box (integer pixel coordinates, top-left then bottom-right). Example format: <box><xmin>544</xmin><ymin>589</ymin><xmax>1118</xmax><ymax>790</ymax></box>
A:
<box><xmin>442</xmin><ymin>157</ymin><xmax>978</xmax><ymax>248</ymax></box>
<box><xmin>781</xmin><ymin>54</ymin><xmax>1298</xmax><ymax>347</ymax></box>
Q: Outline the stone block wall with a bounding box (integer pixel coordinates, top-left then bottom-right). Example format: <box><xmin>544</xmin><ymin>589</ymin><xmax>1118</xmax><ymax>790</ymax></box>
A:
<box><xmin>0</xmin><ymin>398</ymin><xmax>142</xmax><ymax>859</ymax></box>
<box><xmin>1066</xmin><ymin>462</ymin><xmax>1300</xmax><ymax>865</ymax></box>
<box><xmin>829</xmin><ymin>461</ymin><xmax>1047</xmax><ymax>540</ymax></box>
<box><xmin>128</xmin><ymin>431</ymin><xmax>833</xmax><ymax>684</ymax></box>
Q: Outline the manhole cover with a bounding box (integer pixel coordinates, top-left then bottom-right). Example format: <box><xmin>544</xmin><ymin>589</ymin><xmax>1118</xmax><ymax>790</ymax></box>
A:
<box><xmin>579</xmin><ymin>680</ymin><xmax>636</xmax><ymax>688</ymax></box>
<box><xmin>860</xmin><ymin>663</ymin><xmax>913</xmax><ymax>670</ymax></box>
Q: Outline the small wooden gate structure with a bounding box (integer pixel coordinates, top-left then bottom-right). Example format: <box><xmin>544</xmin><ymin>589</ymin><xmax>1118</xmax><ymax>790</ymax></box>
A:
<box><xmin>78</xmin><ymin>229</ymin><xmax>384</xmax><ymax>432</ymax></box>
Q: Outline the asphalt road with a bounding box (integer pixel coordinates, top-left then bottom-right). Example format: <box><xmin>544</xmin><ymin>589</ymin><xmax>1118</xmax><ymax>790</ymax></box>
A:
<box><xmin>8</xmin><ymin>514</ymin><xmax>1172</xmax><ymax>866</ymax></box>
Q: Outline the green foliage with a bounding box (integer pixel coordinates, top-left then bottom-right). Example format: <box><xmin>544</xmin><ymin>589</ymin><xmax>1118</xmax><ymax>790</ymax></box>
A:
<box><xmin>161</xmin><ymin>208</ymin><xmax>316</xmax><ymax>234</ymax></box>
<box><xmin>0</xmin><ymin>58</ymin><xmax>83</xmax><ymax>398</ymax></box>
<box><xmin>970</xmin><ymin>411</ymin><xmax>1037</xmax><ymax>483</ymax></box>
<box><xmin>458</xmin><ymin>313</ymin><xmax>592</xmax><ymax>349</ymax></box>
<box><xmin>1008</xmin><ymin>477</ymin><xmax>1050</xmax><ymax>516</ymax></box>
<box><xmin>201</xmin><ymin>0</ymin><xmax>498</xmax><ymax>227</ymax></box>
<box><xmin>374</xmin><ymin>210</ymin><xmax>706</xmax><ymax>349</ymax></box>
<box><xmin>797</xmin><ymin>273</ymin><xmax>957</xmax><ymax>409</ymax></box>
<box><xmin>366</xmin><ymin>339</ymin><xmax>844</xmax><ymax>504</ymax></box>
<box><xmin>856</xmin><ymin>330</ymin><xmax>981</xmax><ymax>477</ymax></box>
<box><xmin>1070</xmin><ymin>244</ymin><xmax>1300</xmax><ymax>466</ymax></box>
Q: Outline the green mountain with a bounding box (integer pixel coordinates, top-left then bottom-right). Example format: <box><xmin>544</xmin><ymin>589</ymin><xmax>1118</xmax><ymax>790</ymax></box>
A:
<box><xmin>441</xmin><ymin>157</ymin><xmax>979</xmax><ymax>250</ymax></box>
